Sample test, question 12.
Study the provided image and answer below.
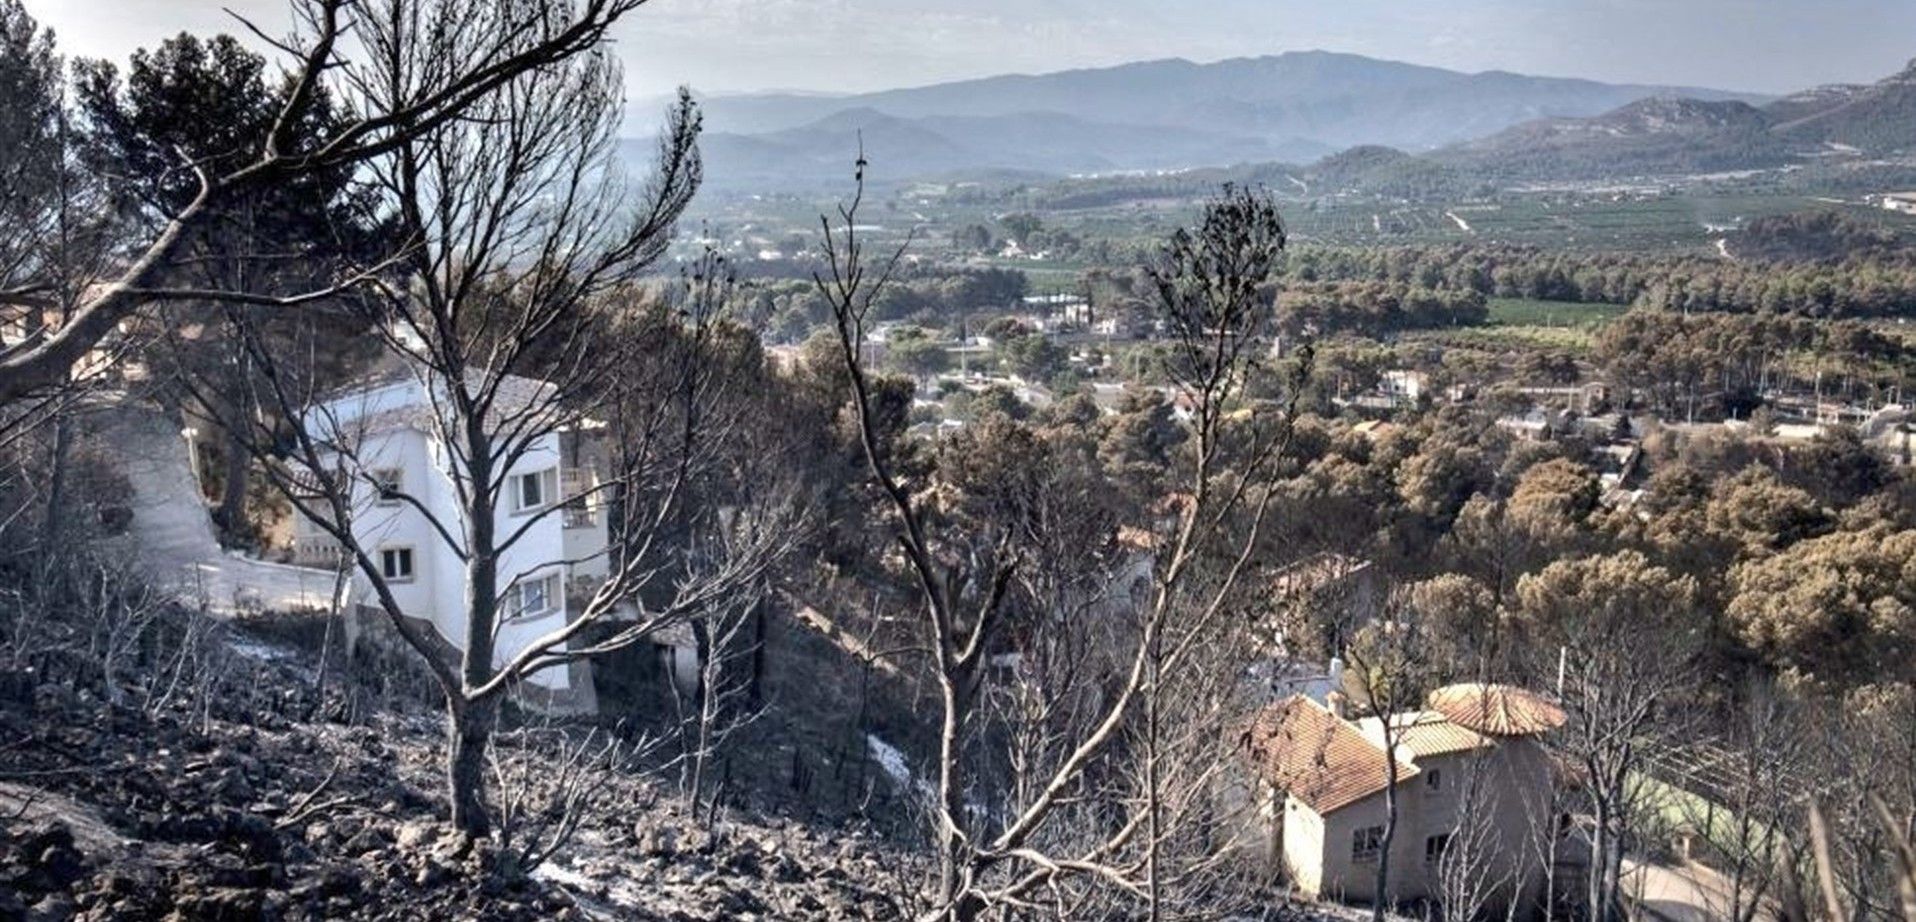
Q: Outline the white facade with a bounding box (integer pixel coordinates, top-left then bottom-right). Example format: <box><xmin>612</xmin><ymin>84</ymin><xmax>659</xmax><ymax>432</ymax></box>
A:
<box><xmin>1380</xmin><ymin>369</ymin><xmax>1428</xmax><ymax>403</ymax></box>
<box><xmin>1882</xmin><ymin>192</ymin><xmax>1916</xmax><ymax>215</ymax></box>
<box><xmin>292</xmin><ymin>375</ymin><xmax>610</xmax><ymax>692</ymax></box>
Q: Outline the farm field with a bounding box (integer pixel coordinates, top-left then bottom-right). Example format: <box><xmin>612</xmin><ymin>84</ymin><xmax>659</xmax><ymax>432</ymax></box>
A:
<box><xmin>1486</xmin><ymin>298</ymin><xmax>1629</xmax><ymax>328</ymax></box>
<box><xmin>1403</xmin><ymin>298</ymin><xmax>1630</xmax><ymax>353</ymax></box>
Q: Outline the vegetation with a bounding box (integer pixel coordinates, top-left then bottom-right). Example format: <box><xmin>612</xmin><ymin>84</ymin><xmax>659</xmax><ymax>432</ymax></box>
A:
<box><xmin>1</xmin><ymin>3</ymin><xmax>1914</xmax><ymax>921</ymax></box>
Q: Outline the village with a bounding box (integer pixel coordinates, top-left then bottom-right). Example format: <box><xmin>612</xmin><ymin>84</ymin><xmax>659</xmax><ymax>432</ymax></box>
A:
<box><xmin>4</xmin><ymin>1</ymin><xmax>1916</xmax><ymax>920</ymax></box>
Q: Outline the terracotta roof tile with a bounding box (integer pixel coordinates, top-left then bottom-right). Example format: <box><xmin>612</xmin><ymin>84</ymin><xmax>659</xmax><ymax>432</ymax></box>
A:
<box><xmin>1362</xmin><ymin>710</ymin><xmax>1495</xmax><ymax>759</ymax></box>
<box><xmin>1241</xmin><ymin>695</ymin><xmax>1417</xmax><ymax>815</ymax></box>
<box><xmin>1426</xmin><ymin>683</ymin><xmax>1567</xmax><ymax>737</ymax></box>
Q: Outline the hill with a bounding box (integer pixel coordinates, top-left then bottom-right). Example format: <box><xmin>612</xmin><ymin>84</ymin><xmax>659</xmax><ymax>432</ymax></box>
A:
<box><xmin>1435</xmin><ymin>96</ymin><xmax>1794</xmax><ymax>179</ymax></box>
<box><xmin>696</xmin><ymin>108</ymin><xmax>1328</xmax><ymax>189</ymax></box>
<box><xmin>1426</xmin><ymin>58</ymin><xmax>1916</xmax><ymax>182</ymax></box>
<box><xmin>1768</xmin><ymin>57</ymin><xmax>1916</xmax><ymax>149</ymax></box>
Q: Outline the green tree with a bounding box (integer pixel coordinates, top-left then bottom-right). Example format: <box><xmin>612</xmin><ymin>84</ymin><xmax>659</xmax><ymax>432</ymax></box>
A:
<box><xmin>996</xmin><ymin>329</ymin><xmax>1067</xmax><ymax>382</ymax></box>
<box><xmin>76</xmin><ymin>33</ymin><xmax>376</xmax><ymax>541</ymax></box>
<box><xmin>999</xmin><ymin>212</ymin><xmax>1043</xmax><ymax>245</ymax></box>
<box><xmin>886</xmin><ymin>325</ymin><xmax>951</xmax><ymax>379</ymax></box>
<box><xmin>0</xmin><ymin>0</ymin><xmax>63</xmax><ymax>306</ymax></box>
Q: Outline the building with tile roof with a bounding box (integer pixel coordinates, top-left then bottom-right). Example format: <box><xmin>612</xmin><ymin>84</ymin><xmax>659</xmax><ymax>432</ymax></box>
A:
<box><xmin>1237</xmin><ymin>685</ymin><xmax>1575</xmax><ymax>914</ymax></box>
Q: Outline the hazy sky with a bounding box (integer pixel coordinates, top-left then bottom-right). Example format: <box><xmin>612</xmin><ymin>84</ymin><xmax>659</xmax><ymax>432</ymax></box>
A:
<box><xmin>24</xmin><ymin>0</ymin><xmax>1916</xmax><ymax>101</ymax></box>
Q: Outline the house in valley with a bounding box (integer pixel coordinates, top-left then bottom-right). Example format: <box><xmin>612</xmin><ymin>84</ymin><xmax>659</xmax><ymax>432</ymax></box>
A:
<box><xmin>1880</xmin><ymin>192</ymin><xmax>1916</xmax><ymax>215</ymax></box>
<box><xmin>290</xmin><ymin>372</ymin><xmax>612</xmax><ymax>711</ymax></box>
<box><xmin>1239</xmin><ymin>683</ymin><xmax>1577</xmax><ymax>915</ymax></box>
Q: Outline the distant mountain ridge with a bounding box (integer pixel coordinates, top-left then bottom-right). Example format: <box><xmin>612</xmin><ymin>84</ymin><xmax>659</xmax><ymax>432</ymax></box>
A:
<box><xmin>662</xmin><ymin>50</ymin><xmax>1767</xmax><ymax>190</ymax></box>
<box><xmin>1433</xmin><ymin>57</ymin><xmax>1916</xmax><ymax>180</ymax></box>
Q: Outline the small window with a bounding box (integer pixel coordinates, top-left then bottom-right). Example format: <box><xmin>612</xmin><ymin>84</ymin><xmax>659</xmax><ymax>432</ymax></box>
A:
<box><xmin>512</xmin><ymin>469</ymin><xmax>557</xmax><ymax>513</ymax></box>
<box><xmin>513</xmin><ymin>573</ymin><xmax>558</xmax><ymax>617</ymax></box>
<box><xmin>1425</xmin><ymin>833</ymin><xmax>1452</xmax><ymax>863</ymax></box>
<box><xmin>1425</xmin><ymin>769</ymin><xmax>1442</xmax><ymax>791</ymax></box>
<box><xmin>380</xmin><ymin>547</ymin><xmax>415</xmax><ymax>582</ymax></box>
<box><xmin>1352</xmin><ymin>825</ymin><xmax>1384</xmax><ymax>862</ymax></box>
<box><xmin>371</xmin><ymin>468</ymin><xmax>404</xmax><ymax>505</ymax></box>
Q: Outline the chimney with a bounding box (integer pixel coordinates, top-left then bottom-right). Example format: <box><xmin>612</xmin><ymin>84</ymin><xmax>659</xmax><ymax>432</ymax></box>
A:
<box><xmin>1325</xmin><ymin>690</ymin><xmax>1348</xmax><ymax>720</ymax></box>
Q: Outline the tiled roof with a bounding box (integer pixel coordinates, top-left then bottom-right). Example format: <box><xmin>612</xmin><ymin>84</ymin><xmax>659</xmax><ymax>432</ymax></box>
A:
<box><xmin>1427</xmin><ymin>683</ymin><xmax>1567</xmax><ymax>737</ymax></box>
<box><xmin>1359</xmin><ymin>710</ymin><xmax>1496</xmax><ymax>759</ymax></box>
<box><xmin>1241</xmin><ymin>695</ymin><xmax>1418</xmax><ymax>815</ymax></box>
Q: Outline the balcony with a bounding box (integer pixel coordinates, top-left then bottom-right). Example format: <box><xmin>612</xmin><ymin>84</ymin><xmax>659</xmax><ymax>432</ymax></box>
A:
<box><xmin>291</xmin><ymin>534</ymin><xmax>350</xmax><ymax>569</ymax></box>
<box><xmin>559</xmin><ymin>467</ymin><xmax>599</xmax><ymax>529</ymax></box>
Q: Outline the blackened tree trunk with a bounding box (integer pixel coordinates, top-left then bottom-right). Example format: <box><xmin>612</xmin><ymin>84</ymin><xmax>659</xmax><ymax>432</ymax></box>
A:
<box><xmin>451</xmin><ymin>433</ymin><xmax>501</xmax><ymax>838</ymax></box>
<box><xmin>1376</xmin><ymin>768</ymin><xmax>1400</xmax><ymax>922</ymax></box>
<box><xmin>217</xmin><ymin>416</ymin><xmax>250</xmax><ymax>539</ymax></box>
<box><xmin>448</xmin><ymin>695</ymin><xmax>499</xmax><ymax>836</ymax></box>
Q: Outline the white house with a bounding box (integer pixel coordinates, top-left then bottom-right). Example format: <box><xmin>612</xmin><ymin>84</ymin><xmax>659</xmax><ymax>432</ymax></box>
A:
<box><xmin>290</xmin><ymin>373</ymin><xmax>610</xmax><ymax>707</ymax></box>
<box><xmin>1380</xmin><ymin>369</ymin><xmax>1429</xmax><ymax>405</ymax></box>
<box><xmin>1880</xmin><ymin>192</ymin><xmax>1916</xmax><ymax>215</ymax></box>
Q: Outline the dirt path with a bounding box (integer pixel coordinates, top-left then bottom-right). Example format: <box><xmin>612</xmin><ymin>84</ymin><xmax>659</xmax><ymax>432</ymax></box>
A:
<box><xmin>92</xmin><ymin>405</ymin><xmax>344</xmax><ymax>615</ymax></box>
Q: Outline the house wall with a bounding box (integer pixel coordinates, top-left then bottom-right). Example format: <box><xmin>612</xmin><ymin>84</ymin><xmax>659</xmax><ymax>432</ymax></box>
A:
<box><xmin>1274</xmin><ymin>739</ymin><xmax>1559</xmax><ymax>913</ymax></box>
<box><xmin>1282</xmin><ymin>795</ymin><xmax>1331</xmax><ymax>898</ymax></box>
<box><xmin>309</xmin><ymin>413</ymin><xmax>578</xmax><ymax>691</ymax></box>
<box><xmin>353</xmin><ymin>427</ymin><xmax>443</xmax><ymax>625</ymax></box>
<box><xmin>1309</xmin><ymin>787</ymin><xmax>1434</xmax><ymax>905</ymax></box>
<box><xmin>476</xmin><ymin>431</ymin><xmax>571</xmax><ymax>691</ymax></box>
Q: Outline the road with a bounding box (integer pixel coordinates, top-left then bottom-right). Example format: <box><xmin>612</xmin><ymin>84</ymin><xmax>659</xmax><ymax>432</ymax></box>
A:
<box><xmin>1625</xmin><ymin>856</ymin><xmax>1772</xmax><ymax>922</ymax></box>
<box><xmin>93</xmin><ymin>405</ymin><xmax>345</xmax><ymax>615</ymax></box>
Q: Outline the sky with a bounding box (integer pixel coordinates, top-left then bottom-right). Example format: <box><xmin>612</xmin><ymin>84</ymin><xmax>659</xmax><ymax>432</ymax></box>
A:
<box><xmin>23</xmin><ymin>0</ymin><xmax>1916</xmax><ymax>102</ymax></box>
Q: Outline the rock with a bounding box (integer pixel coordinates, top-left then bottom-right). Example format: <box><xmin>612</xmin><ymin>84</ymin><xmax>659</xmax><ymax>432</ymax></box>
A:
<box><xmin>36</xmin><ymin>841</ymin><xmax>87</xmax><ymax>889</ymax></box>
<box><xmin>426</xmin><ymin>830</ymin><xmax>472</xmax><ymax>863</ymax></box>
<box><xmin>413</xmin><ymin>860</ymin><xmax>449</xmax><ymax>889</ymax></box>
<box><xmin>170</xmin><ymin>886</ymin><xmax>273</xmax><ymax>922</ymax></box>
<box><xmin>20</xmin><ymin>823</ymin><xmax>74</xmax><ymax>856</ymax></box>
<box><xmin>725</xmin><ymin>848</ymin><xmax>762</xmax><ymax>877</ymax></box>
<box><xmin>222</xmin><ymin>812</ymin><xmax>281</xmax><ymax>863</ymax></box>
<box><xmin>318</xmin><ymin>865</ymin><xmax>362</xmax><ymax>898</ymax></box>
<box><xmin>24</xmin><ymin>893</ymin><xmax>76</xmax><ymax>922</ymax></box>
<box><xmin>394</xmin><ymin>821</ymin><xmax>436</xmax><ymax>852</ymax></box>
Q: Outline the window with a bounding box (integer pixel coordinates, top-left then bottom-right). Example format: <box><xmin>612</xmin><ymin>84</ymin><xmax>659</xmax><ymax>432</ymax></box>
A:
<box><xmin>1425</xmin><ymin>769</ymin><xmax>1442</xmax><ymax>791</ymax></box>
<box><xmin>380</xmin><ymin>547</ymin><xmax>415</xmax><ymax>582</ymax></box>
<box><xmin>1425</xmin><ymin>833</ymin><xmax>1452</xmax><ymax>863</ymax></box>
<box><xmin>371</xmin><ymin>468</ymin><xmax>404</xmax><ymax>505</ymax></box>
<box><xmin>1352</xmin><ymin>825</ymin><xmax>1384</xmax><ymax>862</ymax></box>
<box><xmin>513</xmin><ymin>573</ymin><xmax>559</xmax><ymax>617</ymax></box>
<box><xmin>512</xmin><ymin>469</ymin><xmax>558</xmax><ymax>513</ymax></box>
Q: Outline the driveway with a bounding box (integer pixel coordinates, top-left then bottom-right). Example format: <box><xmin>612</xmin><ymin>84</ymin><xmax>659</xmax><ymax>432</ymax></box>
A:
<box><xmin>1625</xmin><ymin>856</ymin><xmax>1774</xmax><ymax>922</ymax></box>
<box><xmin>92</xmin><ymin>405</ymin><xmax>346</xmax><ymax>615</ymax></box>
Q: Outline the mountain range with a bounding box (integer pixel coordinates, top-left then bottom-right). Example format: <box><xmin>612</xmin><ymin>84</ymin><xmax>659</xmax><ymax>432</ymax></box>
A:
<box><xmin>651</xmin><ymin>51</ymin><xmax>1771</xmax><ymax>190</ymax></box>
<box><xmin>625</xmin><ymin>51</ymin><xmax>1916</xmax><ymax>193</ymax></box>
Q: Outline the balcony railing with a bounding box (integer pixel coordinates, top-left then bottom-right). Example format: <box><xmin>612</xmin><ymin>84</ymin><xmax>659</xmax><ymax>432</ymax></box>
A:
<box><xmin>560</xmin><ymin>467</ymin><xmax>599</xmax><ymax>529</ymax></box>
